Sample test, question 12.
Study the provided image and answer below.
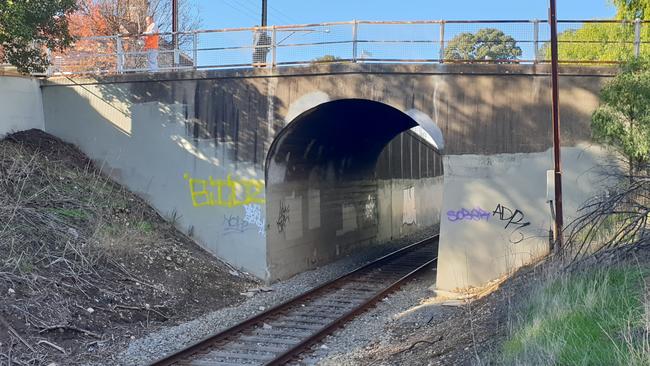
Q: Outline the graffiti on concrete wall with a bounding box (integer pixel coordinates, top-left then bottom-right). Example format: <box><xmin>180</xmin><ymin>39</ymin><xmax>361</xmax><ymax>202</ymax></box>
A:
<box><xmin>402</xmin><ymin>187</ymin><xmax>417</xmax><ymax>225</ymax></box>
<box><xmin>445</xmin><ymin>203</ymin><xmax>533</xmax><ymax>244</ymax></box>
<box><xmin>276</xmin><ymin>200</ymin><xmax>290</xmax><ymax>233</ymax></box>
<box><xmin>447</xmin><ymin>208</ymin><xmax>491</xmax><ymax>222</ymax></box>
<box><xmin>222</xmin><ymin>214</ymin><xmax>251</xmax><ymax>235</ymax></box>
<box><xmin>183</xmin><ymin>173</ymin><xmax>265</xmax><ymax>208</ymax></box>
<box><xmin>243</xmin><ymin>203</ymin><xmax>266</xmax><ymax>236</ymax></box>
<box><xmin>363</xmin><ymin>194</ymin><xmax>377</xmax><ymax>224</ymax></box>
<box><xmin>492</xmin><ymin>203</ymin><xmax>531</xmax><ymax>244</ymax></box>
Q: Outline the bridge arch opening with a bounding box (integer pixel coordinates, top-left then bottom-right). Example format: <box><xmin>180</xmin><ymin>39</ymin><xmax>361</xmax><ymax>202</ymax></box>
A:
<box><xmin>265</xmin><ymin>99</ymin><xmax>444</xmax><ymax>281</ymax></box>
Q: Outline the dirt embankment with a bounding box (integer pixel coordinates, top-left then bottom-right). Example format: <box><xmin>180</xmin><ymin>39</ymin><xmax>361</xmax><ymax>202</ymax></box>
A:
<box><xmin>0</xmin><ymin>130</ymin><xmax>257</xmax><ymax>365</ymax></box>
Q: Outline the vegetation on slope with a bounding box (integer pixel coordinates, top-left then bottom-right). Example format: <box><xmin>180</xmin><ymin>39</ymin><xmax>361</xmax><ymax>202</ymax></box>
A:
<box><xmin>501</xmin><ymin>266</ymin><xmax>649</xmax><ymax>365</ymax></box>
<box><xmin>0</xmin><ymin>130</ymin><xmax>255</xmax><ymax>365</ymax></box>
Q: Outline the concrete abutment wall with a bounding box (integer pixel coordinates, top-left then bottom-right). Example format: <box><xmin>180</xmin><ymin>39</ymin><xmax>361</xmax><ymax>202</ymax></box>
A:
<box><xmin>0</xmin><ymin>76</ymin><xmax>45</xmax><ymax>138</ymax></box>
<box><xmin>38</xmin><ymin>64</ymin><xmax>615</xmax><ymax>288</ymax></box>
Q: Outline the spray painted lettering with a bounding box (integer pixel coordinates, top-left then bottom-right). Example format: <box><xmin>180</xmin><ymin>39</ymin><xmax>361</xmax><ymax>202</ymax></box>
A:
<box><xmin>243</xmin><ymin>204</ymin><xmax>266</xmax><ymax>237</ymax></box>
<box><xmin>363</xmin><ymin>194</ymin><xmax>377</xmax><ymax>224</ymax></box>
<box><xmin>183</xmin><ymin>173</ymin><xmax>265</xmax><ymax>208</ymax></box>
<box><xmin>492</xmin><ymin>204</ymin><xmax>531</xmax><ymax>244</ymax></box>
<box><xmin>276</xmin><ymin>200</ymin><xmax>290</xmax><ymax>233</ymax></box>
<box><xmin>447</xmin><ymin>208</ymin><xmax>491</xmax><ymax>222</ymax></box>
<box><xmin>222</xmin><ymin>215</ymin><xmax>251</xmax><ymax>235</ymax></box>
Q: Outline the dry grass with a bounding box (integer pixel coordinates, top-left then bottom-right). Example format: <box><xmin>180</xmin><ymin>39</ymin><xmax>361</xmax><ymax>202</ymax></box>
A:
<box><xmin>0</xmin><ymin>130</ymin><xmax>253</xmax><ymax>365</ymax></box>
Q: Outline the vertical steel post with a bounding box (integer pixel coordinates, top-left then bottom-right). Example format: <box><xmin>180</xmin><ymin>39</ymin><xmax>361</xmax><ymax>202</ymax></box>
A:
<box><xmin>172</xmin><ymin>0</ymin><xmax>179</xmax><ymax>68</ymax></box>
<box><xmin>46</xmin><ymin>47</ymin><xmax>52</xmax><ymax>76</ymax></box>
<box><xmin>549</xmin><ymin>0</ymin><xmax>564</xmax><ymax>250</ymax></box>
<box><xmin>533</xmin><ymin>19</ymin><xmax>540</xmax><ymax>64</ymax></box>
<box><xmin>192</xmin><ymin>31</ymin><xmax>198</xmax><ymax>69</ymax></box>
<box><xmin>261</xmin><ymin>0</ymin><xmax>268</xmax><ymax>27</ymax></box>
<box><xmin>352</xmin><ymin>20</ymin><xmax>358</xmax><ymax>62</ymax></box>
<box><xmin>439</xmin><ymin>21</ymin><xmax>446</xmax><ymax>63</ymax></box>
<box><xmin>116</xmin><ymin>36</ymin><xmax>124</xmax><ymax>73</ymax></box>
<box><xmin>634</xmin><ymin>18</ymin><xmax>642</xmax><ymax>57</ymax></box>
<box><xmin>271</xmin><ymin>26</ymin><xmax>277</xmax><ymax>68</ymax></box>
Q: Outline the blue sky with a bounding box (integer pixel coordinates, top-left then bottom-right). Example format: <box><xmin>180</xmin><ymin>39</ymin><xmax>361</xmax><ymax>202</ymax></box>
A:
<box><xmin>193</xmin><ymin>0</ymin><xmax>618</xmax><ymax>29</ymax></box>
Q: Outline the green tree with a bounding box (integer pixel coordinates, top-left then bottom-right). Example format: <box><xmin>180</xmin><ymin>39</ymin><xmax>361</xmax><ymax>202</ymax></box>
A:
<box><xmin>592</xmin><ymin>58</ymin><xmax>650</xmax><ymax>174</ymax></box>
<box><xmin>444</xmin><ymin>28</ymin><xmax>522</xmax><ymax>62</ymax></box>
<box><xmin>0</xmin><ymin>0</ymin><xmax>77</xmax><ymax>73</ymax></box>
<box><xmin>544</xmin><ymin>0</ymin><xmax>650</xmax><ymax>62</ymax></box>
<box><xmin>311</xmin><ymin>55</ymin><xmax>343</xmax><ymax>63</ymax></box>
<box><xmin>612</xmin><ymin>0</ymin><xmax>650</xmax><ymax>19</ymax></box>
<box><xmin>548</xmin><ymin>23</ymin><xmax>636</xmax><ymax>63</ymax></box>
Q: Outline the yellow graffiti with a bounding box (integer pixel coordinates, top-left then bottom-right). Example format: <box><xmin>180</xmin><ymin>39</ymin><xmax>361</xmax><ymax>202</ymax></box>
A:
<box><xmin>183</xmin><ymin>173</ymin><xmax>265</xmax><ymax>208</ymax></box>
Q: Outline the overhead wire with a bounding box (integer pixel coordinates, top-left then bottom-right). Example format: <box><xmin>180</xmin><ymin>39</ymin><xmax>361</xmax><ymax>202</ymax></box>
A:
<box><xmin>268</xmin><ymin>2</ymin><xmax>301</xmax><ymax>25</ymax></box>
<box><xmin>221</xmin><ymin>0</ymin><xmax>260</xmax><ymax>24</ymax></box>
<box><xmin>241</xmin><ymin>0</ymin><xmax>299</xmax><ymax>25</ymax></box>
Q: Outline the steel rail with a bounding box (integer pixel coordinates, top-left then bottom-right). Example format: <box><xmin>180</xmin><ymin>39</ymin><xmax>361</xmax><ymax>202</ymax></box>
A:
<box><xmin>268</xmin><ymin>256</ymin><xmax>437</xmax><ymax>365</ymax></box>
<box><xmin>149</xmin><ymin>236</ymin><xmax>438</xmax><ymax>366</ymax></box>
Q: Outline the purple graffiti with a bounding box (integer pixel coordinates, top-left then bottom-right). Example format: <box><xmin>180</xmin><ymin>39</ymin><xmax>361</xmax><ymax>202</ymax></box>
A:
<box><xmin>447</xmin><ymin>208</ymin><xmax>491</xmax><ymax>222</ymax></box>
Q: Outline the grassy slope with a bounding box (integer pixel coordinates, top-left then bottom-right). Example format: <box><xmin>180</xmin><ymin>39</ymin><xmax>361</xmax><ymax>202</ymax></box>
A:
<box><xmin>501</xmin><ymin>265</ymin><xmax>649</xmax><ymax>365</ymax></box>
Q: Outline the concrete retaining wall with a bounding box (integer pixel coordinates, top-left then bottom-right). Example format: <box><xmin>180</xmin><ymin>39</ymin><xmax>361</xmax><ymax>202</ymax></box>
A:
<box><xmin>0</xmin><ymin>76</ymin><xmax>44</xmax><ymax>137</ymax></box>
<box><xmin>436</xmin><ymin>144</ymin><xmax>616</xmax><ymax>289</ymax></box>
<box><xmin>41</xmin><ymin>87</ymin><xmax>268</xmax><ymax>277</ymax></box>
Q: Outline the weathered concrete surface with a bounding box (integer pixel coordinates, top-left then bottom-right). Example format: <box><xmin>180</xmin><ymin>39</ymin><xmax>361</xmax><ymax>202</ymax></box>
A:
<box><xmin>436</xmin><ymin>144</ymin><xmax>616</xmax><ymax>289</ymax></box>
<box><xmin>40</xmin><ymin>63</ymin><xmax>615</xmax><ymax>285</ymax></box>
<box><xmin>0</xmin><ymin>76</ymin><xmax>44</xmax><ymax>137</ymax></box>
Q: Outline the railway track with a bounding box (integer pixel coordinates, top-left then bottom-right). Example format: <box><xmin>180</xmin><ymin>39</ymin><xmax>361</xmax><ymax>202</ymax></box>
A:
<box><xmin>151</xmin><ymin>236</ymin><xmax>438</xmax><ymax>366</ymax></box>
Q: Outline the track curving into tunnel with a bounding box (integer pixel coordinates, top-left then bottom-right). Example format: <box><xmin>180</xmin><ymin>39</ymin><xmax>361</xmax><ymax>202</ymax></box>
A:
<box><xmin>264</xmin><ymin>99</ymin><xmax>444</xmax><ymax>282</ymax></box>
<box><xmin>149</xmin><ymin>235</ymin><xmax>438</xmax><ymax>366</ymax></box>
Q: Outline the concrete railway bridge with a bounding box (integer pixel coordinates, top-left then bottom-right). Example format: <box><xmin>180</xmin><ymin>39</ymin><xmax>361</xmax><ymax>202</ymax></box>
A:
<box><xmin>25</xmin><ymin>63</ymin><xmax>616</xmax><ymax>290</ymax></box>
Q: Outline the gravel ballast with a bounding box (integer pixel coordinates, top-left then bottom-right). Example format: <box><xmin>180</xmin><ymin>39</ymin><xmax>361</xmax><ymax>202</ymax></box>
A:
<box><xmin>117</xmin><ymin>228</ymin><xmax>437</xmax><ymax>365</ymax></box>
<box><xmin>304</xmin><ymin>272</ymin><xmax>450</xmax><ymax>365</ymax></box>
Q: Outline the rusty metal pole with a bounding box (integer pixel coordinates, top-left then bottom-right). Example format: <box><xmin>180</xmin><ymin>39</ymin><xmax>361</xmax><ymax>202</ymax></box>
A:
<box><xmin>549</xmin><ymin>0</ymin><xmax>564</xmax><ymax>250</ymax></box>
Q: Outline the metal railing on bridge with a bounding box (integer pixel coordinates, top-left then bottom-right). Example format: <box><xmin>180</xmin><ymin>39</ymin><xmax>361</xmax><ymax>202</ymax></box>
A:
<box><xmin>47</xmin><ymin>19</ymin><xmax>650</xmax><ymax>76</ymax></box>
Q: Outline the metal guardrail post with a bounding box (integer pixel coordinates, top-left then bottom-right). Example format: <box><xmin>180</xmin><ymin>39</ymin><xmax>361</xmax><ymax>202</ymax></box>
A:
<box><xmin>192</xmin><ymin>31</ymin><xmax>198</xmax><ymax>69</ymax></box>
<box><xmin>174</xmin><ymin>32</ymin><xmax>180</xmax><ymax>69</ymax></box>
<box><xmin>45</xmin><ymin>47</ymin><xmax>52</xmax><ymax>76</ymax></box>
<box><xmin>116</xmin><ymin>36</ymin><xmax>124</xmax><ymax>73</ymax></box>
<box><xmin>352</xmin><ymin>20</ymin><xmax>359</xmax><ymax>62</ymax></box>
<box><xmin>272</xmin><ymin>26</ymin><xmax>277</xmax><ymax>68</ymax></box>
<box><xmin>439</xmin><ymin>21</ymin><xmax>445</xmax><ymax>63</ymax></box>
<box><xmin>634</xmin><ymin>18</ymin><xmax>642</xmax><ymax>57</ymax></box>
<box><xmin>533</xmin><ymin>19</ymin><xmax>540</xmax><ymax>64</ymax></box>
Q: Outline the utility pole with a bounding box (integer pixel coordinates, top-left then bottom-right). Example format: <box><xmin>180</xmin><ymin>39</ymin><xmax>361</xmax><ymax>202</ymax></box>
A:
<box><xmin>549</xmin><ymin>0</ymin><xmax>564</xmax><ymax>250</ymax></box>
<box><xmin>172</xmin><ymin>0</ymin><xmax>179</xmax><ymax>67</ymax></box>
<box><xmin>261</xmin><ymin>0</ymin><xmax>268</xmax><ymax>27</ymax></box>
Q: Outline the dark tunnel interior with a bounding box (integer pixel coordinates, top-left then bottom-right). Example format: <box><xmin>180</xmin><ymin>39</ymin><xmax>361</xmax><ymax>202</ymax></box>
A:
<box><xmin>264</xmin><ymin>98</ymin><xmax>443</xmax><ymax>281</ymax></box>
<box><xmin>266</xmin><ymin>99</ymin><xmax>419</xmax><ymax>182</ymax></box>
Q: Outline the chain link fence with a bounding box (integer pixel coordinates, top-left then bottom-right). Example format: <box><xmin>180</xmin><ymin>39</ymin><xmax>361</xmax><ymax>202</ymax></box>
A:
<box><xmin>47</xmin><ymin>19</ymin><xmax>650</xmax><ymax>76</ymax></box>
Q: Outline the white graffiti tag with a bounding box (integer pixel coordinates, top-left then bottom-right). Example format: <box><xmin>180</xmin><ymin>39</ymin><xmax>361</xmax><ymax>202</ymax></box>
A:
<box><xmin>243</xmin><ymin>204</ymin><xmax>266</xmax><ymax>236</ymax></box>
<box><xmin>363</xmin><ymin>194</ymin><xmax>377</xmax><ymax>223</ymax></box>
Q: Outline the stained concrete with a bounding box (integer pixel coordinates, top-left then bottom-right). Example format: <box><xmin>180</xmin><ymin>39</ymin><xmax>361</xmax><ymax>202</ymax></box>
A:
<box><xmin>0</xmin><ymin>76</ymin><xmax>44</xmax><ymax>138</ymax></box>
<box><xmin>436</xmin><ymin>144</ymin><xmax>618</xmax><ymax>289</ymax></box>
<box><xmin>38</xmin><ymin>63</ymin><xmax>616</xmax><ymax>286</ymax></box>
